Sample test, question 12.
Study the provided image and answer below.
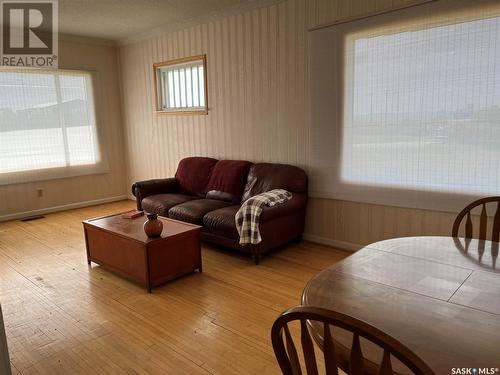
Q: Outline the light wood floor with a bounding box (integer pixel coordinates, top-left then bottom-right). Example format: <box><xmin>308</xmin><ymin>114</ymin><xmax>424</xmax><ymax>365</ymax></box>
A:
<box><xmin>0</xmin><ymin>200</ymin><xmax>349</xmax><ymax>374</ymax></box>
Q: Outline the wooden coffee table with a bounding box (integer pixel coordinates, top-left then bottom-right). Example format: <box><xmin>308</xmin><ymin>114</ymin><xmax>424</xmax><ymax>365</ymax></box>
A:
<box><xmin>83</xmin><ymin>213</ymin><xmax>202</xmax><ymax>292</ymax></box>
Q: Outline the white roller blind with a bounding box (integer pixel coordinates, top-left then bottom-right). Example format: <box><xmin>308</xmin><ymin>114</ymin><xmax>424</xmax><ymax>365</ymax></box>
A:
<box><xmin>0</xmin><ymin>68</ymin><xmax>105</xmax><ymax>185</ymax></box>
<box><xmin>309</xmin><ymin>0</ymin><xmax>500</xmax><ymax>212</ymax></box>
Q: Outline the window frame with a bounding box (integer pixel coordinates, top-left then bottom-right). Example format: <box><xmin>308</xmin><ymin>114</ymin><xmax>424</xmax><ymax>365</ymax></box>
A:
<box><xmin>153</xmin><ymin>55</ymin><xmax>208</xmax><ymax>115</ymax></box>
<box><xmin>309</xmin><ymin>0</ymin><xmax>500</xmax><ymax>213</ymax></box>
<box><xmin>0</xmin><ymin>67</ymin><xmax>108</xmax><ymax>186</ymax></box>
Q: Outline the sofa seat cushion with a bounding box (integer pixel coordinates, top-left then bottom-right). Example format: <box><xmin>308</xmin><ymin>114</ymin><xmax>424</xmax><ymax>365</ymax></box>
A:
<box><xmin>142</xmin><ymin>194</ymin><xmax>198</xmax><ymax>217</ymax></box>
<box><xmin>202</xmin><ymin>205</ymin><xmax>240</xmax><ymax>240</ymax></box>
<box><xmin>168</xmin><ymin>199</ymin><xmax>232</xmax><ymax>224</ymax></box>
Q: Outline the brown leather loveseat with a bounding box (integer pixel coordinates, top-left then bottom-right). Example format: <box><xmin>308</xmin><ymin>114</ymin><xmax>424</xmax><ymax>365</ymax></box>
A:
<box><xmin>132</xmin><ymin>157</ymin><xmax>308</xmax><ymax>264</ymax></box>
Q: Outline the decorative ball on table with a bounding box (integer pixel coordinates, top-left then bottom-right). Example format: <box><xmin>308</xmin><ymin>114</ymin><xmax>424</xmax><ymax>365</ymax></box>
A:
<box><xmin>143</xmin><ymin>213</ymin><xmax>163</xmax><ymax>237</ymax></box>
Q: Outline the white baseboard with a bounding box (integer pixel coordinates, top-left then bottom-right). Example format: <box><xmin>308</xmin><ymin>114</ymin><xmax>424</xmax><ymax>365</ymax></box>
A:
<box><xmin>302</xmin><ymin>233</ymin><xmax>362</xmax><ymax>252</ymax></box>
<box><xmin>0</xmin><ymin>195</ymin><xmax>128</xmax><ymax>222</ymax></box>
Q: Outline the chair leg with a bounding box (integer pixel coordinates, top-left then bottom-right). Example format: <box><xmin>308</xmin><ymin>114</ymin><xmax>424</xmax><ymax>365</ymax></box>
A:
<box><xmin>252</xmin><ymin>253</ymin><xmax>262</xmax><ymax>265</ymax></box>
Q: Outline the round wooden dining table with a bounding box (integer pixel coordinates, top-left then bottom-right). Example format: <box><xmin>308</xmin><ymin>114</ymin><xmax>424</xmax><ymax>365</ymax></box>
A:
<box><xmin>302</xmin><ymin>236</ymin><xmax>500</xmax><ymax>375</ymax></box>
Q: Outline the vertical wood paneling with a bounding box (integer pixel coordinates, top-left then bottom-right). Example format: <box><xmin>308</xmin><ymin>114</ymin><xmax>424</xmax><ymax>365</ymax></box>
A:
<box><xmin>306</xmin><ymin>0</ymin><xmax>429</xmax><ymax>28</ymax></box>
<box><xmin>305</xmin><ymin>198</ymin><xmax>459</xmax><ymax>248</ymax></box>
<box><xmin>119</xmin><ymin>0</ymin><xmax>311</xmax><ymax>177</ymax></box>
<box><xmin>119</xmin><ymin>0</ymin><xmax>458</xmax><ymax>250</ymax></box>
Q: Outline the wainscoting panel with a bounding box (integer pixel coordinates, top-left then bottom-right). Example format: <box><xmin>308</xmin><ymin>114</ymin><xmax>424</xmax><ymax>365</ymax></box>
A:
<box><xmin>305</xmin><ymin>197</ymin><xmax>459</xmax><ymax>249</ymax></box>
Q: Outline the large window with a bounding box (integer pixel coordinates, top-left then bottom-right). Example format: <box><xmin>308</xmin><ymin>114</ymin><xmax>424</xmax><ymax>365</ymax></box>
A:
<box><xmin>309</xmin><ymin>1</ymin><xmax>500</xmax><ymax>212</ymax></box>
<box><xmin>0</xmin><ymin>68</ymin><xmax>104</xmax><ymax>184</ymax></box>
<box><xmin>154</xmin><ymin>55</ymin><xmax>208</xmax><ymax>114</ymax></box>
<box><xmin>343</xmin><ymin>7</ymin><xmax>500</xmax><ymax>195</ymax></box>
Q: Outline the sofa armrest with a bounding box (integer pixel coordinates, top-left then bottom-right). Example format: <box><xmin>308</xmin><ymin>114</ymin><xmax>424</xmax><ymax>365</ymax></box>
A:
<box><xmin>132</xmin><ymin>178</ymin><xmax>180</xmax><ymax>210</ymax></box>
<box><xmin>259</xmin><ymin>193</ymin><xmax>307</xmax><ymax>223</ymax></box>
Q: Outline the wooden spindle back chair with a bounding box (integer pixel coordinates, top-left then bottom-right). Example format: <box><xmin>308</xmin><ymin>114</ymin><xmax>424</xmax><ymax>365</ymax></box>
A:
<box><xmin>452</xmin><ymin>197</ymin><xmax>500</xmax><ymax>241</ymax></box>
<box><xmin>271</xmin><ymin>306</ymin><xmax>435</xmax><ymax>375</ymax></box>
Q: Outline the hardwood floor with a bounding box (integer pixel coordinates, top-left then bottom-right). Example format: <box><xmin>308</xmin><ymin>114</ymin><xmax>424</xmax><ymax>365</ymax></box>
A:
<box><xmin>0</xmin><ymin>201</ymin><xmax>349</xmax><ymax>374</ymax></box>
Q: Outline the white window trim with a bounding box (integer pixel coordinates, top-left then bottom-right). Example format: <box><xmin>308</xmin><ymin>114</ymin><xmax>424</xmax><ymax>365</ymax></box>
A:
<box><xmin>308</xmin><ymin>0</ymin><xmax>500</xmax><ymax>213</ymax></box>
<box><xmin>0</xmin><ymin>67</ymin><xmax>109</xmax><ymax>186</ymax></box>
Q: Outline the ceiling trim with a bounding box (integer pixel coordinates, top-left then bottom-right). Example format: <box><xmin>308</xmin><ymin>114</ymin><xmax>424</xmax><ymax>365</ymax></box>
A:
<box><xmin>118</xmin><ymin>0</ymin><xmax>284</xmax><ymax>46</ymax></box>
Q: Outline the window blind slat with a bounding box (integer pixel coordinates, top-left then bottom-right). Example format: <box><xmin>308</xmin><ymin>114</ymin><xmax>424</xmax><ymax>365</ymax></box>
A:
<box><xmin>179</xmin><ymin>69</ymin><xmax>186</xmax><ymax>107</ymax></box>
<box><xmin>174</xmin><ymin>69</ymin><xmax>180</xmax><ymax>108</ymax></box>
<box><xmin>192</xmin><ymin>67</ymin><xmax>199</xmax><ymax>107</ymax></box>
<box><xmin>186</xmin><ymin>67</ymin><xmax>193</xmax><ymax>107</ymax></box>
<box><xmin>198</xmin><ymin>66</ymin><xmax>205</xmax><ymax>106</ymax></box>
<box><xmin>167</xmin><ymin>71</ymin><xmax>175</xmax><ymax>108</ymax></box>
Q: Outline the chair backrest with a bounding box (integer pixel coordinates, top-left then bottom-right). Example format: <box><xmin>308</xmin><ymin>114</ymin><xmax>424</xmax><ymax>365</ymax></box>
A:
<box><xmin>452</xmin><ymin>196</ymin><xmax>500</xmax><ymax>241</ymax></box>
<box><xmin>271</xmin><ymin>306</ymin><xmax>435</xmax><ymax>375</ymax></box>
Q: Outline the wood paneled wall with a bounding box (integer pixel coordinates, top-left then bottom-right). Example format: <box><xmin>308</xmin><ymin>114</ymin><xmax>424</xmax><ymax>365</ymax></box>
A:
<box><xmin>306</xmin><ymin>198</ymin><xmax>458</xmax><ymax>250</ymax></box>
<box><xmin>119</xmin><ymin>0</ymin><xmax>459</xmax><ymax>250</ymax></box>
<box><xmin>0</xmin><ymin>36</ymin><xmax>127</xmax><ymax>220</ymax></box>
<box><xmin>120</xmin><ymin>0</ymin><xmax>310</xmax><ymax>183</ymax></box>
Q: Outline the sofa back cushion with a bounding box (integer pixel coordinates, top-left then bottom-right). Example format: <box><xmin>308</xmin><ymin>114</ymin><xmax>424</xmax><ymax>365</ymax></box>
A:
<box><xmin>241</xmin><ymin>163</ymin><xmax>308</xmax><ymax>202</ymax></box>
<box><xmin>205</xmin><ymin>160</ymin><xmax>253</xmax><ymax>203</ymax></box>
<box><xmin>175</xmin><ymin>157</ymin><xmax>218</xmax><ymax>197</ymax></box>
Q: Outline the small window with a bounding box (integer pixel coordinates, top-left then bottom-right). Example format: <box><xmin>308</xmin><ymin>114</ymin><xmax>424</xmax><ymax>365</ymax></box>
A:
<box><xmin>154</xmin><ymin>55</ymin><xmax>208</xmax><ymax>115</ymax></box>
<box><xmin>0</xmin><ymin>68</ymin><xmax>106</xmax><ymax>185</ymax></box>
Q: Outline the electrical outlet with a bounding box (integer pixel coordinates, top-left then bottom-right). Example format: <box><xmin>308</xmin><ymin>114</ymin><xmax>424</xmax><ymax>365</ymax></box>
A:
<box><xmin>37</xmin><ymin>189</ymin><xmax>43</xmax><ymax>197</ymax></box>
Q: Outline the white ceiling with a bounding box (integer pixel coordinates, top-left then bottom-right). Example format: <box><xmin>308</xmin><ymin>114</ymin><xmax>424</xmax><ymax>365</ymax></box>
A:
<box><xmin>58</xmin><ymin>0</ymin><xmax>256</xmax><ymax>42</ymax></box>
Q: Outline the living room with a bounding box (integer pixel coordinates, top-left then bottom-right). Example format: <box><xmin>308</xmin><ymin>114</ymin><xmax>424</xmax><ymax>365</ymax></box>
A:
<box><xmin>0</xmin><ymin>0</ymin><xmax>499</xmax><ymax>374</ymax></box>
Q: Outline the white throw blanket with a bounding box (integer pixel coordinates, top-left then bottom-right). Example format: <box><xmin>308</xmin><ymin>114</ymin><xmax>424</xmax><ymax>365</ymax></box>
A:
<box><xmin>235</xmin><ymin>189</ymin><xmax>292</xmax><ymax>245</ymax></box>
